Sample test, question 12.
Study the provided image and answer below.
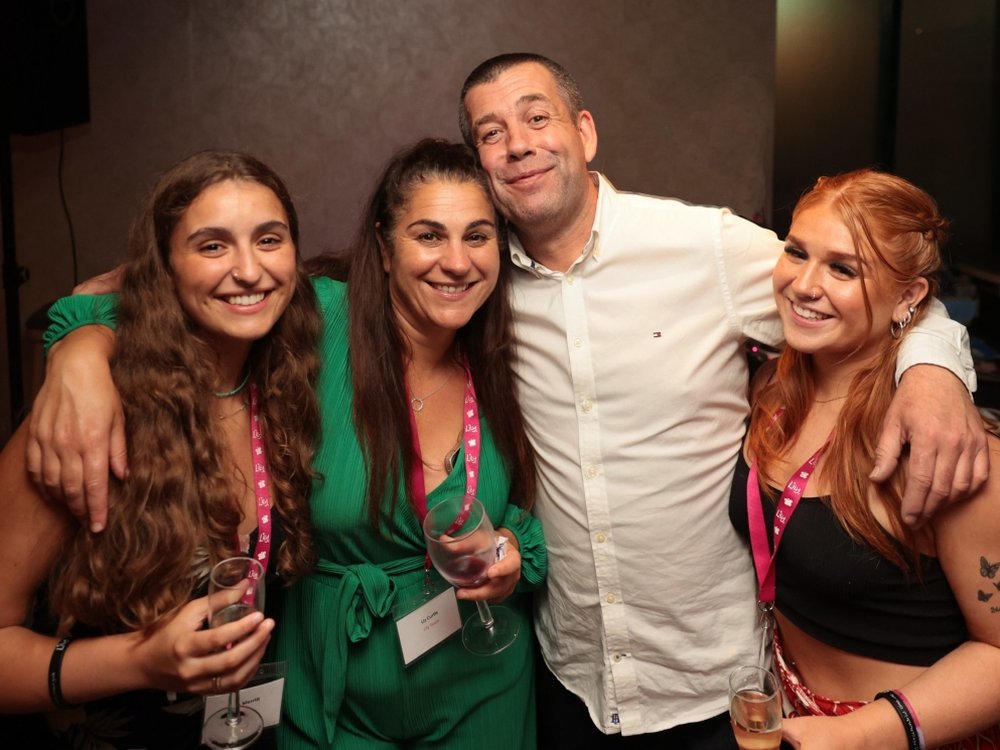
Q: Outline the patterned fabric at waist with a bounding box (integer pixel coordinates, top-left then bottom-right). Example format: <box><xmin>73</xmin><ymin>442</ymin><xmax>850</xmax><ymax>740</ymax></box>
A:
<box><xmin>774</xmin><ymin>630</ymin><xmax>1000</xmax><ymax>749</ymax></box>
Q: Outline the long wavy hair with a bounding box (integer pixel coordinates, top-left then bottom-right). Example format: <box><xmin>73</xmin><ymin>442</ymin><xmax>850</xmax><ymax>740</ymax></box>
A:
<box><xmin>747</xmin><ymin>168</ymin><xmax>946</xmax><ymax>569</ymax></box>
<box><xmin>49</xmin><ymin>151</ymin><xmax>321</xmax><ymax>633</ymax></box>
<box><xmin>310</xmin><ymin>139</ymin><xmax>536</xmax><ymax>529</ymax></box>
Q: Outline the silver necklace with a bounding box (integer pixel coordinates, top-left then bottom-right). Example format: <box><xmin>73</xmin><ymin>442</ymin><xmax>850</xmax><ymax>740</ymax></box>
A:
<box><xmin>410</xmin><ymin>369</ymin><xmax>455</xmax><ymax>412</ymax></box>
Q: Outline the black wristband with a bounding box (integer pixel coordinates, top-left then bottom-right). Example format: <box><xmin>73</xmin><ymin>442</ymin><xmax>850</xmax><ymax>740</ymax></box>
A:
<box><xmin>875</xmin><ymin>689</ymin><xmax>924</xmax><ymax>750</ymax></box>
<box><xmin>48</xmin><ymin>637</ymin><xmax>76</xmax><ymax>709</ymax></box>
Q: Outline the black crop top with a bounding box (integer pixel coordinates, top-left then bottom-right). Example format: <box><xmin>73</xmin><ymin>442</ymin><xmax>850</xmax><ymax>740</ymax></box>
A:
<box><xmin>729</xmin><ymin>451</ymin><xmax>966</xmax><ymax>666</ymax></box>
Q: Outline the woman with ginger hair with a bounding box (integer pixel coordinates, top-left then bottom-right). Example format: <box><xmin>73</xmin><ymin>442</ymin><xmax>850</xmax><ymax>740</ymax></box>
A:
<box><xmin>0</xmin><ymin>150</ymin><xmax>320</xmax><ymax>747</ymax></box>
<box><xmin>730</xmin><ymin>168</ymin><xmax>1000</xmax><ymax>749</ymax></box>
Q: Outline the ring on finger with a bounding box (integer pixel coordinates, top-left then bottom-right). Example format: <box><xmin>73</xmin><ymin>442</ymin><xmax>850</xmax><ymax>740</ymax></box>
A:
<box><xmin>212</xmin><ymin>675</ymin><xmax>222</xmax><ymax>692</ymax></box>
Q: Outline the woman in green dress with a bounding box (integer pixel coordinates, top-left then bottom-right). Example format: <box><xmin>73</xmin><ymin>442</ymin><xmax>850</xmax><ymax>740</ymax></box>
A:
<box><xmin>277</xmin><ymin>139</ymin><xmax>544</xmax><ymax>749</ymax></box>
<box><xmin>34</xmin><ymin>140</ymin><xmax>546</xmax><ymax>749</ymax></box>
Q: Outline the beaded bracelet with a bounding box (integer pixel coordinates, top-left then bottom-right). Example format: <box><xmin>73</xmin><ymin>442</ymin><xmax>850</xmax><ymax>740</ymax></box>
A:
<box><xmin>48</xmin><ymin>637</ymin><xmax>76</xmax><ymax>709</ymax></box>
<box><xmin>875</xmin><ymin>689</ymin><xmax>925</xmax><ymax>750</ymax></box>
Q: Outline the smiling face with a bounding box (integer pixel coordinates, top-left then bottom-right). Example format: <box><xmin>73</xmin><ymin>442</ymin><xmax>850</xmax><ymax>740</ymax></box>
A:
<box><xmin>774</xmin><ymin>201</ymin><xmax>924</xmax><ymax>369</ymax></box>
<box><xmin>462</xmin><ymin>62</ymin><xmax>597</xmax><ymax>235</ymax></box>
<box><xmin>380</xmin><ymin>178</ymin><xmax>500</xmax><ymax>345</ymax></box>
<box><xmin>169</xmin><ymin>179</ymin><xmax>296</xmax><ymax>360</ymax></box>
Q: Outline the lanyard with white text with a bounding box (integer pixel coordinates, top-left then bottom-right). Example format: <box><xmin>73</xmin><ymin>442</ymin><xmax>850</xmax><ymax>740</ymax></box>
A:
<box><xmin>407</xmin><ymin>361</ymin><xmax>482</xmax><ymax>569</ymax></box>
<box><xmin>746</xmin><ymin>440</ymin><xmax>829</xmax><ymax>605</ymax></box>
<box><xmin>241</xmin><ymin>383</ymin><xmax>272</xmax><ymax>601</ymax></box>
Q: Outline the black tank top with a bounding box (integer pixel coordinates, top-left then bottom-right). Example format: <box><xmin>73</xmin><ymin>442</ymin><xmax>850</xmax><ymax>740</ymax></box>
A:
<box><xmin>729</xmin><ymin>451</ymin><xmax>966</xmax><ymax>666</ymax></box>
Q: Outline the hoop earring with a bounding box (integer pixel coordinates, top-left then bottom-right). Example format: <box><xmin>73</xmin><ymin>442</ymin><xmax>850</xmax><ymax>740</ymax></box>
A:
<box><xmin>890</xmin><ymin>304</ymin><xmax>916</xmax><ymax>339</ymax></box>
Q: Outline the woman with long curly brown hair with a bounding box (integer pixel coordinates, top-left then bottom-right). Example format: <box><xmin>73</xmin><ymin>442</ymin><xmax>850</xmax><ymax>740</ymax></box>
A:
<box><xmin>0</xmin><ymin>150</ymin><xmax>320</xmax><ymax>747</ymax></box>
<box><xmin>730</xmin><ymin>169</ymin><xmax>1000</xmax><ymax>749</ymax></box>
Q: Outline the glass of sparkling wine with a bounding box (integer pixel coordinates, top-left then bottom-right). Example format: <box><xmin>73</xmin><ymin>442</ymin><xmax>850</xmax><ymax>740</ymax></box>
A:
<box><xmin>203</xmin><ymin>557</ymin><xmax>265</xmax><ymax>750</ymax></box>
<box><xmin>728</xmin><ymin>665</ymin><xmax>783</xmax><ymax>750</ymax></box>
<box><xmin>422</xmin><ymin>495</ymin><xmax>519</xmax><ymax>656</ymax></box>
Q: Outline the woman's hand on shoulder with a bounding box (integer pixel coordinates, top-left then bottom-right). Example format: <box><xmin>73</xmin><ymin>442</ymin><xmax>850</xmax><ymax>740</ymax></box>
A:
<box><xmin>27</xmin><ymin>325</ymin><xmax>125</xmax><ymax>532</ymax></box>
<box><xmin>132</xmin><ymin>596</ymin><xmax>274</xmax><ymax>695</ymax></box>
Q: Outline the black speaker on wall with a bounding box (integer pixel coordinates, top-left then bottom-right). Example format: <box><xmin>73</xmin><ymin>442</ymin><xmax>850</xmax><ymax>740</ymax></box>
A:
<box><xmin>2</xmin><ymin>0</ymin><xmax>90</xmax><ymax>135</ymax></box>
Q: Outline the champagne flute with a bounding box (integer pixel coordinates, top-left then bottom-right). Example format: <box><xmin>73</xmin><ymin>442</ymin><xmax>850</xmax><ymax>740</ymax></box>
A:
<box><xmin>203</xmin><ymin>556</ymin><xmax>265</xmax><ymax>750</ymax></box>
<box><xmin>728</xmin><ymin>665</ymin><xmax>783</xmax><ymax>750</ymax></box>
<box><xmin>422</xmin><ymin>494</ymin><xmax>519</xmax><ymax>655</ymax></box>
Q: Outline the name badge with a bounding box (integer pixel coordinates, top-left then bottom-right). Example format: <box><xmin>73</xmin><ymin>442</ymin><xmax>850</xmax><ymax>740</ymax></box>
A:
<box><xmin>201</xmin><ymin>661</ymin><xmax>286</xmax><ymax>741</ymax></box>
<box><xmin>394</xmin><ymin>582</ymin><xmax>461</xmax><ymax>666</ymax></box>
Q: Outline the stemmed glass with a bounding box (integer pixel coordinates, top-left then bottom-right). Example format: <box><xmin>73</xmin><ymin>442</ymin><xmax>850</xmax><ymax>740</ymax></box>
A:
<box><xmin>203</xmin><ymin>556</ymin><xmax>265</xmax><ymax>750</ymax></box>
<box><xmin>422</xmin><ymin>494</ymin><xmax>519</xmax><ymax>655</ymax></box>
<box><xmin>728</xmin><ymin>665</ymin><xmax>783</xmax><ymax>750</ymax></box>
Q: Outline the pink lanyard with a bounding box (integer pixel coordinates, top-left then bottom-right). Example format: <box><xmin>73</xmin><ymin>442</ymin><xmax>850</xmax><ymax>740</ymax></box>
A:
<box><xmin>241</xmin><ymin>383</ymin><xmax>272</xmax><ymax>600</ymax></box>
<box><xmin>746</xmin><ymin>440</ymin><xmax>828</xmax><ymax>604</ymax></box>
<box><xmin>407</xmin><ymin>362</ymin><xmax>482</xmax><ymax>566</ymax></box>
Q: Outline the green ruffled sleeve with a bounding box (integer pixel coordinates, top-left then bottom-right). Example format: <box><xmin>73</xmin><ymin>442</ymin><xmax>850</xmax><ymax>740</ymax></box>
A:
<box><xmin>501</xmin><ymin>504</ymin><xmax>547</xmax><ymax>590</ymax></box>
<box><xmin>43</xmin><ymin>293</ymin><xmax>119</xmax><ymax>354</ymax></box>
<box><xmin>43</xmin><ymin>278</ymin><xmax>335</xmax><ymax>356</ymax></box>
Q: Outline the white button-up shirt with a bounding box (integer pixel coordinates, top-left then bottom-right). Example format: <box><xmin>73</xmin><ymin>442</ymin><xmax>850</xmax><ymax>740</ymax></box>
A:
<box><xmin>509</xmin><ymin>174</ymin><xmax>974</xmax><ymax>735</ymax></box>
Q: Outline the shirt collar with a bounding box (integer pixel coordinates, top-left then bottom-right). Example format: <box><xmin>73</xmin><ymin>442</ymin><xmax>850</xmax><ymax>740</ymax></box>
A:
<box><xmin>508</xmin><ymin>172</ymin><xmax>611</xmax><ymax>278</ymax></box>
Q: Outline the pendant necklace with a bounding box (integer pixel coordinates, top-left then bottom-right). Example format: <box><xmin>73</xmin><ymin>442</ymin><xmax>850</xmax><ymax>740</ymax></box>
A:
<box><xmin>420</xmin><ymin>433</ymin><xmax>463</xmax><ymax>472</ymax></box>
<box><xmin>214</xmin><ymin>369</ymin><xmax>251</xmax><ymax>420</ymax></box>
<box><xmin>409</xmin><ymin>368</ymin><xmax>455</xmax><ymax>412</ymax></box>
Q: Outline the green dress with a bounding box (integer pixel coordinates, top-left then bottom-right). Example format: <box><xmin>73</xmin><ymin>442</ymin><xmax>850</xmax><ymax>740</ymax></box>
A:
<box><xmin>277</xmin><ymin>279</ymin><xmax>544</xmax><ymax>749</ymax></box>
<box><xmin>45</xmin><ymin>277</ymin><xmax>547</xmax><ymax>750</ymax></box>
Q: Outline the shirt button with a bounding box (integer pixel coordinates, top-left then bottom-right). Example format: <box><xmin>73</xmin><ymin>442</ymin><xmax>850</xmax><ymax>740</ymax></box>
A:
<box><xmin>573</xmin><ymin>338</ymin><xmax>583</xmax><ymax>348</ymax></box>
<box><xmin>566</xmin><ymin>275</ymin><xmax>575</xmax><ymax>285</ymax></box>
<box><xmin>596</xmin><ymin>532</ymin><xmax>606</xmax><ymax>543</ymax></box>
<box><xmin>582</xmin><ymin>399</ymin><xmax>593</xmax><ymax>412</ymax></box>
<box><xmin>613</xmin><ymin>653</ymin><xmax>622</xmax><ymax>662</ymax></box>
<box><xmin>586</xmin><ymin>465</ymin><xmax>599</xmax><ymax>478</ymax></box>
<box><xmin>606</xmin><ymin>593</ymin><xmax>616</xmax><ymax>604</ymax></box>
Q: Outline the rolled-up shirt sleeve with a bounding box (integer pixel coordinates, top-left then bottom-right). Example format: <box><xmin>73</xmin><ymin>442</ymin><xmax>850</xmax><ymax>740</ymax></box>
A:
<box><xmin>896</xmin><ymin>298</ymin><xmax>976</xmax><ymax>395</ymax></box>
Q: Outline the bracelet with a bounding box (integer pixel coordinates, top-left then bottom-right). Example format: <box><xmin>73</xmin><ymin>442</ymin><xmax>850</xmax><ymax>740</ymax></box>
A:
<box><xmin>875</xmin><ymin>689</ymin><xmax>925</xmax><ymax>750</ymax></box>
<box><xmin>48</xmin><ymin>637</ymin><xmax>77</xmax><ymax>709</ymax></box>
<box><xmin>894</xmin><ymin>691</ymin><xmax>927</xmax><ymax>750</ymax></box>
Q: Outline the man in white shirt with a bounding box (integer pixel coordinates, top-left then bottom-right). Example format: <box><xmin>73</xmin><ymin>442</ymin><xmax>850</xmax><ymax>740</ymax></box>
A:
<box><xmin>460</xmin><ymin>53</ymin><xmax>987</xmax><ymax>747</ymax></box>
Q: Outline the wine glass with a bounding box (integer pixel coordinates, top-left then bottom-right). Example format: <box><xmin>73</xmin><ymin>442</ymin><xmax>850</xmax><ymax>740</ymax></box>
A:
<box><xmin>422</xmin><ymin>494</ymin><xmax>519</xmax><ymax>655</ymax></box>
<box><xmin>728</xmin><ymin>665</ymin><xmax>783</xmax><ymax>750</ymax></box>
<box><xmin>203</xmin><ymin>556</ymin><xmax>265</xmax><ymax>749</ymax></box>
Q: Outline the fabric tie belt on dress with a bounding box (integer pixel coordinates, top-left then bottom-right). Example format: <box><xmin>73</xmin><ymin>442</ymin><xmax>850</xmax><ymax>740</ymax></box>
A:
<box><xmin>310</xmin><ymin>555</ymin><xmax>426</xmax><ymax>745</ymax></box>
